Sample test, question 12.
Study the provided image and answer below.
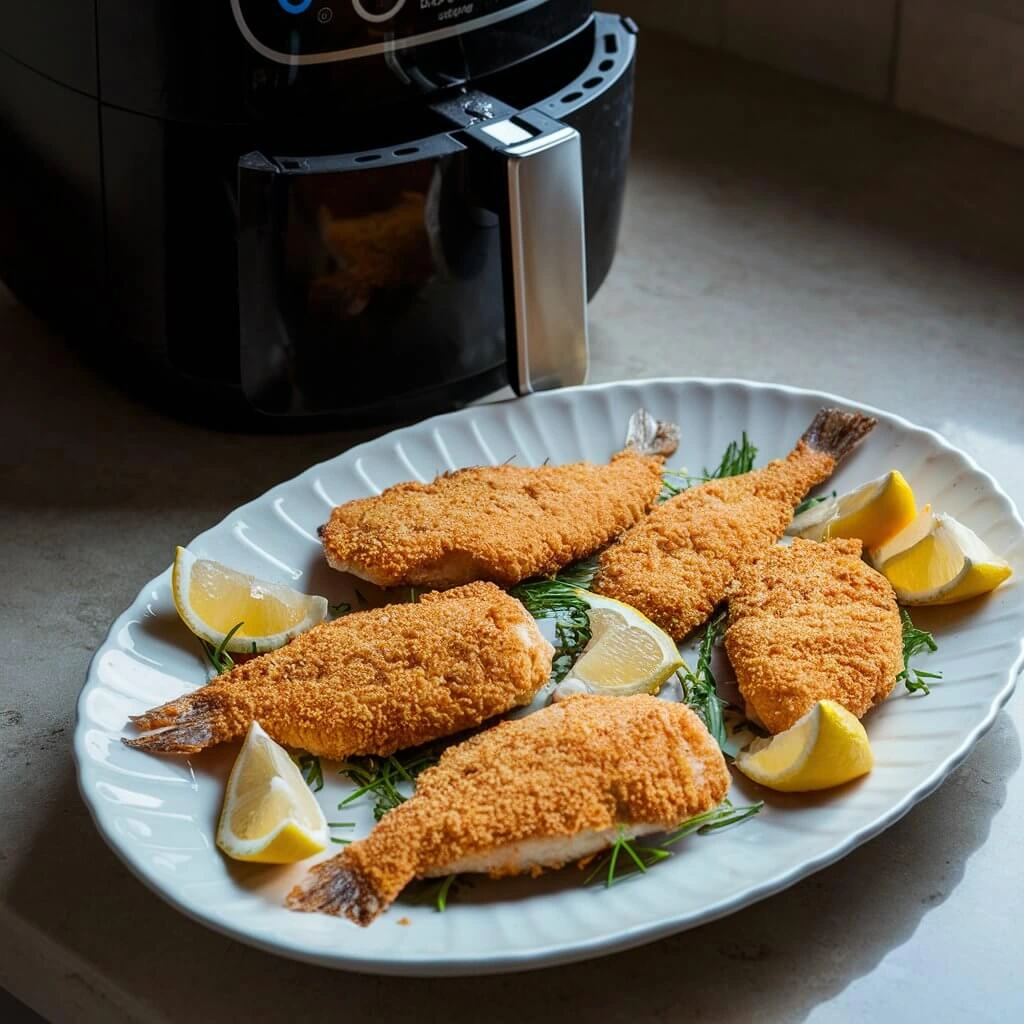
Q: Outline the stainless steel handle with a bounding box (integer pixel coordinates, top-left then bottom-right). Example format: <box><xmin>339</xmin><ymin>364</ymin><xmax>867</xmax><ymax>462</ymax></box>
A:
<box><xmin>472</xmin><ymin>116</ymin><xmax>589</xmax><ymax>395</ymax></box>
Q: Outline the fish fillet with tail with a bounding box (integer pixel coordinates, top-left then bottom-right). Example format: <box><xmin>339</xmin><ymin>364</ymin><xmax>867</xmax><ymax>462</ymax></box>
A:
<box><xmin>594</xmin><ymin>408</ymin><xmax>877</xmax><ymax>640</ymax></box>
<box><xmin>319</xmin><ymin>409</ymin><xmax>679</xmax><ymax>589</ymax></box>
<box><xmin>124</xmin><ymin>582</ymin><xmax>553</xmax><ymax>757</ymax></box>
<box><xmin>287</xmin><ymin>694</ymin><xmax>729</xmax><ymax>926</ymax></box>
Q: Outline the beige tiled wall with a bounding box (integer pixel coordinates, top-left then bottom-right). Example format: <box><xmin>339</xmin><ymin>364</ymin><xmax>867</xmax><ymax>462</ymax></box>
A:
<box><xmin>617</xmin><ymin>0</ymin><xmax>1024</xmax><ymax>149</ymax></box>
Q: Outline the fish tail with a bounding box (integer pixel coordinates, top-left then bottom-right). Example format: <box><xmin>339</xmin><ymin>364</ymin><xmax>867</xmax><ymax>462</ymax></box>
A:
<box><xmin>124</xmin><ymin>695</ymin><xmax>217</xmax><ymax>753</ymax></box>
<box><xmin>286</xmin><ymin>852</ymin><xmax>388</xmax><ymax>927</ymax></box>
<box><xmin>801</xmin><ymin>408</ymin><xmax>877</xmax><ymax>465</ymax></box>
<box><xmin>624</xmin><ymin>408</ymin><xmax>680</xmax><ymax>458</ymax></box>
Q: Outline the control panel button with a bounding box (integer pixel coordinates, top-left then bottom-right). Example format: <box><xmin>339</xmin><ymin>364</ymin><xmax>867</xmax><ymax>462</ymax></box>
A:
<box><xmin>278</xmin><ymin>0</ymin><xmax>313</xmax><ymax>13</ymax></box>
<box><xmin>351</xmin><ymin>0</ymin><xmax>407</xmax><ymax>23</ymax></box>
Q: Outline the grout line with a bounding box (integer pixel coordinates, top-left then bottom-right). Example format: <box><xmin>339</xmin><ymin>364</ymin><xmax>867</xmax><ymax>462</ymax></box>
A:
<box><xmin>886</xmin><ymin>0</ymin><xmax>905</xmax><ymax>105</ymax></box>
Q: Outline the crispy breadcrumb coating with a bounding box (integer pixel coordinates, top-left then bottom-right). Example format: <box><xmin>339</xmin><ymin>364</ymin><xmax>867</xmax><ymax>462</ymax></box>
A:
<box><xmin>726</xmin><ymin>538</ymin><xmax>903</xmax><ymax>734</ymax></box>
<box><xmin>287</xmin><ymin>694</ymin><xmax>730</xmax><ymax>925</ymax></box>
<box><xmin>594</xmin><ymin>409</ymin><xmax>876</xmax><ymax>640</ymax></box>
<box><xmin>125</xmin><ymin>582</ymin><xmax>553</xmax><ymax>757</ymax></box>
<box><xmin>595</xmin><ymin>443</ymin><xmax>836</xmax><ymax>639</ymax></box>
<box><xmin>320</xmin><ymin>452</ymin><xmax>666</xmax><ymax>588</ymax></box>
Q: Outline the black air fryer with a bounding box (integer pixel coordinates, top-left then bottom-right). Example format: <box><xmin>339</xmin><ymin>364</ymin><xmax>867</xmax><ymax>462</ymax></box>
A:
<box><xmin>0</xmin><ymin>2</ymin><xmax>637</xmax><ymax>425</ymax></box>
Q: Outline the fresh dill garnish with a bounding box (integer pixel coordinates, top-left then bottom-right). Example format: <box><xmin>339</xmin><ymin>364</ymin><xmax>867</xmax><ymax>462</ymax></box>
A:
<box><xmin>411</xmin><ymin>873</ymin><xmax>462</xmax><ymax>912</ymax></box>
<box><xmin>510</xmin><ymin>558</ymin><xmax>599</xmax><ymax>682</ymax></box>
<box><xmin>328</xmin><ymin>821</ymin><xmax>354</xmax><ymax>844</ymax></box>
<box><xmin>200</xmin><ymin>622</ymin><xmax>243</xmax><ymax>675</ymax></box>
<box><xmin>897</xmin><ymin>609</ymin><xmax>941</xmax><ymax>696</ymax></box>
<box><xmin>583</xmin><ymin>827</ymin><xmax>671</xmax><ymax>887</ymax></box>
<box><xmin>434</xmin><ymin>874</ymin><xmax>457</xmax><ymax>912</ymax></box>
<box><xmin>329</xmin><ymin>600</ymin><xmax>351</xmax><ymax>616</ymax></box>
<box><xmin>676</xmin><ymin>612</ymin><xmax>728</xmax><ymax>749</ymax></box>
<box><xmin>291</xmin><ymin>752</ymin><xmax>324</xmax><ymax>792</ymax></box>
<box><xmin>659</xmin><ymin>433</ymin><xmax>759</xmax><ymax>500</ymax></box>
<box><xmin>584</xmin><ymin>800</ymin><xmax>763</xmax><ymax>887</ymax></box>
<box><xmin>705</xmin><ymin>432</ymin><xmax>758</xmax><ymax>479</ymax></box>
<box><xmin>338</xmin><ymin>747</ymin><xmax>441</xmax><ymax>820</ymax></box>
<box><xmin>794</xmin><ymin>489</ymin><xmax>837</xmax><ymax>516</ymax></box>
<box><xmin>660</xmin><ymin>799</ymin><xmax>764</xmax><ymax>846</ymax></box>
<box><xmin>408</xmin><ymin>587</ymin><xmax>420</xmax><ymax>604</ymax></box>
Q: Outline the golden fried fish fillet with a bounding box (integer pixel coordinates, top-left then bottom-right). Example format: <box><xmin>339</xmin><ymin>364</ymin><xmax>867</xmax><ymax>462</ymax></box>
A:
<box><xmin>319</xmin><ymin>409</ymin><xmax>679</xmax><ymax>589</ymax></box>
<box><xmin>287</xmin><ymin>694</ymin><xmax>729</xmax><ymax>925</ymax></box>
<box><xmin>124</xmin><ymin>582</ymin><xmax>553</xmax><ymax>757</ymax></box>
<box><xmin>594</xmin><ymin>408</ymin><xmax>877</xmax><ymax>640</ymax></box>
<box><xmin>726</xmin><ymin>538</ymin><xmax>903</xmax><ymax>734</ymax></box>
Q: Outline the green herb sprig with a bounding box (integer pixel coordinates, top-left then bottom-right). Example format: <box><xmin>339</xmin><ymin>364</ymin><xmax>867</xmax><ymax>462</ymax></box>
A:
<box><xmin>583</xmin><ymin>827</ymin><xmax>671</xmax><ymax>887</ymax></box>
<box><xmin>200</xmin><ymin>622</ymin><xmax>244</xmax><ymax>675</ymax></box>
<box><xmin>660</xmin><ymin>798</ymin><xmax>764</xmax><ymax>845</ymax></box>
<box><xmin>338</xmin><ymin>747</ymin><xmax>441</xmax><ymax>821</ymax></box>
<box><xmin>329</xmin><ymin>600</ymin><xmax>351</xmax><ymax>617</ymax></box>
<box><xmin>676</xmin><ymin>612</ymin><xmax>728</xmax><ymax>749</ymax></box>
<box><xmin>660</xmin><ymin>433</ymin><xmax>759</xmax><ymax>499</ymax></box>
<box><xmin>292</xmin><ymin>752</ymin><xmax>324</xmax><ymax>792</ymax></box>
<box><xmin>510</xmin><ymin>558</ymin><xmax>598</xmax><ymax>682</ymax></box>
<box><xmin>584</xmin><ymin>799</ymin><xmax>763</xmax><ymax>888</ymax></box>
<box><xmin>897</xmin><ymin>609</ymin><xmax>941</xmax><ymax>696</ymax></box>
<box><xmin>794</xmin><ymin>489</ymin><xmax>837</xmax><ymax>517</ymax></box>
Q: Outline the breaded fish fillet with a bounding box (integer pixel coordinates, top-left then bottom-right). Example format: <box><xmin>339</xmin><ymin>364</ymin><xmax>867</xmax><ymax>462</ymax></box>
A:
<box><xmin>124</xmin><ymin>582</ymin><xmax>553</xmax><ymax>757</ymax></box>
<box><xmin>320</xmin><ymin>409</ymin><xmax>679</xmax><ymax>589</ymax></box>
<box><xmin>594</xmin><ymin>408</ymin><xmax>877</xmax><ymax>640</ymax></box>
<box><xmin>726</xmin><ymin>538</ymin><xmax>903</xmax><ymax>734</ymax></box>
<box><xmin>287</xmin><ymin>694</ymin><xmax>730</xmax><ymax>925</ymax></box>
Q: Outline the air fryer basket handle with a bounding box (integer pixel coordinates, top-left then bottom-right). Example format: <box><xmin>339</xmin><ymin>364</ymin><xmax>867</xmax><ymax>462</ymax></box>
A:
<box><xmin>466</xmin><ymin>112</ymin><xmax>589</xmax><ymax>395</ymax></box>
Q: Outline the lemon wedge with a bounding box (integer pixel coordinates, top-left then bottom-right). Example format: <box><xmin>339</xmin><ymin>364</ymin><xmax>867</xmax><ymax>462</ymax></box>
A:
<box><xmin>172</xmin><ymin>547</ymin><xmax>328</xmax><ymax>654</ymax></box>
<box><xmin>788</xmin><ymin>470</ymin><xmax>916</xmax><ymax>549</ymax></box>
<box><xmin>734</xmin><ymin>700</ymin><xmax>873</xmax><ymax>792</ymax></box>
<box><xmin>552</xmin><ymin>592</ymin><xmax>682</xmax><ymax>700</ymax></box>
<box><xmin>873</xmin><ymin>512</ymin><xmax>1012</xmax><ymax>606</ymax></box>
<box><xmin>216</xmin><ymin>721</ymin><xmax>329</xmax><ymax>864</ymax></box>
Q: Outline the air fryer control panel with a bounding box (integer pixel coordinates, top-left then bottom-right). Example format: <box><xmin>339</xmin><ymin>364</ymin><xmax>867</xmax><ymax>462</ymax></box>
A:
<box><xmin>232</xmin><ymin>0</ymin><xmax>552</xmax><ymax>64</ymax></box>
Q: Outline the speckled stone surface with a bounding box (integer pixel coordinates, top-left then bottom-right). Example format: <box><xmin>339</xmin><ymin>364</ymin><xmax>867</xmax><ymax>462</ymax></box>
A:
<box><xmin>1</xmin><ymin>31</ymin><xmax>1023</xmax><ymax>1024</ymax></box>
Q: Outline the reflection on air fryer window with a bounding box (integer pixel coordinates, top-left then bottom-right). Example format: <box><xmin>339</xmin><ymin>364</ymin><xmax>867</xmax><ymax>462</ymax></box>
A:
<box><xmin>312</xmin><ymin>192</ymin><xmax>431</xmax><ymax>317</ymax></box>
<box><xmin>294</xmin><ymin>172</ymin><xmax>433</xmax><ymax>320</ymax></box>
<box><xmin>280</xmin><ymin>161</ymin><xmax>506</xmax><ymax>406</ymax></box>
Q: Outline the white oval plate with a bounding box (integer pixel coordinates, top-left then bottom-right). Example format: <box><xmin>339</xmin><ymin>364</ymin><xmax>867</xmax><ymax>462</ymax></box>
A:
<box><xmin>74</xmin><ymin>379</ymin><xmax>1024</xmax><ymax>975</ymax></box>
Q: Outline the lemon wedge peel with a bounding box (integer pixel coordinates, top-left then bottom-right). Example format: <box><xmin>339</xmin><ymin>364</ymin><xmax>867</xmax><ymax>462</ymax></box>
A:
<box><xmin>172</xmin><ymin>546</ymin><xmax>328</xmax><ymax>654</ymax></box>
<box><xmin>874</xmin><ymin>513</ymin><xmax>1012</xmax><ymax>606</ymax></box>
<box><xmin>554</xmin><ymin>591</ymin><xmax>683</xmax><ymax>699</ymax></box>
<box><xmin>216</xmin><ymin>721</ymin><xmax>329</xmax><ymax>864</ymax></box>
<box><xmin>788</xmin><ymin>470</ymin><xmax>917</xmax><ymax>550</ymax></box>
<box><xmin>734</xmin><ymin>700</ymin><xmax>874</xmax><ymax>793</ymax></box>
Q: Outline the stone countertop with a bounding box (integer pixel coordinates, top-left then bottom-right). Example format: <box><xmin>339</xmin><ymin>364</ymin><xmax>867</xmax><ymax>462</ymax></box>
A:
<box><xmin>2</xmin><ymin>31</ymin><xmax>1023</xmax><ymax>1024</ymax></box>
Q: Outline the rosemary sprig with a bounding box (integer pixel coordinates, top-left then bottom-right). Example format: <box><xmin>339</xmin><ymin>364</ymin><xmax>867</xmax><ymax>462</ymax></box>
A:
<box><xmin>660</xmin><ymin>433</ymin><xmax>759</xmax><ymax>500</ymax></box>
<box><xmin>510</xmin><ymin>566</ymin><xmax>596</xmax><ymax>683</ymax></box>
<box><xmin>676</xmin><ymin>612</ymin><xmax>728</xmax><ymax>749</ymax></box>
<box><xmin>794</xmin><ymin>489</ymin><xmax>837</xmax><ymax>517</ymax></box>
<box><xmin>583</xmin><ymin>827</ymin><xmax>671</xmax><ymax>887</ymax></box>
<box><xmin>200</xmin><ymin>622</ymin><xmax>243</xmax><ymax>675</ymax></box>
<box><xmin>291</xmin><ymin>752</ymin><xmax>324</xmax><ymax>792</ymax></box>
<box><xmin>660</xmin><ymin>799</ymin><xmax>764</xmax><ymax>846</ymax></box>
<box><xmin>705</xmin><ymin>432</ymin><xmax>758</xmax><ymax>479</ymax></box>
<box><xmin>897</xmin><ymin>609</ymin><xmax>941</xmax><ymax>696</ymax></box>
<box><xmin>338</xmin><ymin>747</ymin><xmax>441</xmax><ymax>820</ymax></box>
<box><xmin>584</xmin><ymin>800</ymin><xmax>763</xmax><ymax>887</ymax></box>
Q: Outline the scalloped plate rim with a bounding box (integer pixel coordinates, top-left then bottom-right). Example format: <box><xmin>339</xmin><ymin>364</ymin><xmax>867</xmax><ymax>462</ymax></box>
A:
<box><xmin>73</xmin><ymin>376</ymin><xmax>1024</xmax><ymax>975</ymax></box>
